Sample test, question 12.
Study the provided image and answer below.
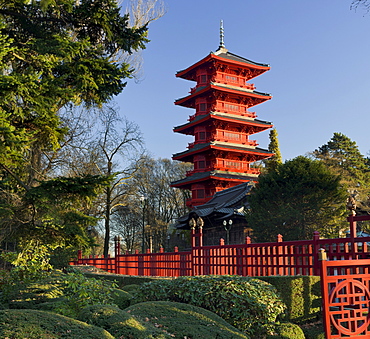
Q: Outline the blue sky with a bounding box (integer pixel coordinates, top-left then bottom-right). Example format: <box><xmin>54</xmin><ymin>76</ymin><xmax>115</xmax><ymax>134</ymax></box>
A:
<box><xmin>116</xmin><ymin>1</ymin><xmax>370</xmax><ymax>162</ymax></box>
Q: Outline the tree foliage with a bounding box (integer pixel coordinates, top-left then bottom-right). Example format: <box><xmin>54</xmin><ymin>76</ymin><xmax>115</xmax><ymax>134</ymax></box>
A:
<box><xmin>313</xmin><ymin>132</ymin><xmax>370</xmax><ymax>212</ymax></box>
<box><xmin>0</xmin><ymin>0</ymin><xmax>149</xmax><ymax>252</ymax></box>
<box><xmin>265</xmin><ymin>128</ymin><xmax>282</xmax><ymax>173</ymax></box>
<box><xmin>0</xmin><ymin>0</ymin><xmax>148</xmax><ymax>170</ymax></box>
<box><xmin>246</xmin><ymin>156</ymin><xmax>348</xmax><ymax>241</ymax></box>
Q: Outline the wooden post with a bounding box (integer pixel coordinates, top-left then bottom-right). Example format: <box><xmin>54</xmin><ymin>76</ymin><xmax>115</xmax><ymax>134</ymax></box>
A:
<box><xmin>312</xmin><ymin>231</ymin><xmax>320</xmax><ymax>276</ymax></box>
<box><xmin>348</xmin><ymin>213</ymin><xmax>356</xmax><ymax>259</ymax></box>
<box><xmin>276</xmin><ymin>234</ymin><xmax>283</xmax><ymax>276</ymax></box>
<box><xmin>114</xmin><ymin>236</ymin><xmax>121</xmax><ymax>274</ymax></box>
<box><xmin>246</xmin><ymin>236</ymin><xmax>251</xmax><ymax>276</ymax></box>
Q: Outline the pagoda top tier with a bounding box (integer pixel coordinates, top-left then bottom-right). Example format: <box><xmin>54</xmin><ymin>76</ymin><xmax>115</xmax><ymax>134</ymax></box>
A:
<box><xmin>176</xmin><ymin>48</ymin><xmax>270</xmax><ymax>83</ymax></box>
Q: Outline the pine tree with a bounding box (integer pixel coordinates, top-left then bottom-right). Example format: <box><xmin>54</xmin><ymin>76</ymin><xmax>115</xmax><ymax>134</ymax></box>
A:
<box><xmin>313</xmin><ymin>132</ymin><xmax>370</xmax><ymax>212</ymax></box>
<box><xmin>265</xmin><ymin>128</ymin><xmax>283</xmax><ymax>172</ymax></box>
<box><xmin>0</xmin><ymin>0</ymin><xmax>149</xmax><ymax>251</ymax></box>
<box><xmin>246</xmin><ymin>156</ymin><xmax>347</xmax><ymax>241</ymax></box>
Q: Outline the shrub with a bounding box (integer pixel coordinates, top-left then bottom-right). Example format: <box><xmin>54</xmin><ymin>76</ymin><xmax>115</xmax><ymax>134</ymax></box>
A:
<box><xmin>301</xmin><ymin>321</ymin><xmax>325</xmax><ymax>339</ymax></box>
<box><xmin>0</xmin><ymin>309</ymin><xmax>114</xmax><ymax>338</ymax></box>
<box><xmin>0</xmin><ymin>241</ymin><xmax>52</xmax><ymax>284</ymax></box>
<box><xmin>122</xmin><ymin>283</ymin><xmax>141</xmax><ymax>294</ymax></box>
<box><xmin>260</xmin><ymin>275</ymin><xmax>321</xmax><ymax>323</ymax></box>
<box><xmin>267</xmin><ymin>322</ymin><xmax>305</xmax><ymax>338</ymax></box>
<box><xmin>112</xmin><ymin>288</ymin><xmax>132</xmax><ymax>309</ymax></box>
<box><xmin>133</xmin><ymin>275</ymin><xmax>286</xmax><ymax>337</ymax></box>
<box><xmin>0</xmin><ymin>270</ymin><xmax>65</xmax><ymax>309</ymax></box>
<box><xmin>56</xmin><ymin>270</ymin><xmax>118</xmax><ymax>317</ymax></box>
<box><xmin>79</xmin><ymin>302</ymin><xmax>249</xmax><ymax>339</ymax></box>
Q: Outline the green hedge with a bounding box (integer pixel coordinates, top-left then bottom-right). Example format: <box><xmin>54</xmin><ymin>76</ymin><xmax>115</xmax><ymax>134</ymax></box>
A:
<box><xmin>82</xmin><ymin>272</ymin><xmax>166</xmax><ymax>288</ymax></box>
<box><xmin>132</xmin><ymin>275</ymin><xmax>286</xmax><ymax>337</ymax></box>
<box><xmin>259</xmin><ymin>275</ymin><xmax>321</xmax><ymax>324</ymax></box>
<box><xmin>79</xmin><ymin>302</ymin><xmax>249</xmax><ymax>339</ymax></box>
<box><xmin>0</xmin><ymin>309</ymin><xmax>114</xmax><ymax>338</ymax></box>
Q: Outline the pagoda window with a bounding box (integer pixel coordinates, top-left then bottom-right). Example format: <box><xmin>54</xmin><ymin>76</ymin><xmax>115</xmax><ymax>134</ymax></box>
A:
<box><xmin>225</xmin><ymin>160</ymin><xmax>241</xmax><ymax>169</ymax></box>
<box><xmin>196</xmin><ymin>189</ymin><xmax>205</xmax><ymax>199</ymax></box>
<box><xmin>198</xmin><ymin>160</ymin><xmax>206</xmax><ymax>169</ymax></box>
<box><xmin>225</xmin><ymin>103</ymin><xmax>239</xmax><ymax>112</ymax></box>
<box><xmin>197</xmin><ymin>73</ymin><xmax>208</xmax><ymax>85</ymax></box>
<box><xmin>224</xmin><ymin>131</ymin><xmax>240</xmax><ymax>141</ymax></box>
<box><xmin>199</xmin><ymin>103</ymin><xmax>207</xmax><ymax>112</ymax></box>
<box><xmin>199</xmin><ymin>131</ymin><xmax>206</xmax><ymax>140</ymax></box>
<box><xmin>226</xmin><ymin>75</ymin><xmax>238</xmax><ymax>83</ymax></box>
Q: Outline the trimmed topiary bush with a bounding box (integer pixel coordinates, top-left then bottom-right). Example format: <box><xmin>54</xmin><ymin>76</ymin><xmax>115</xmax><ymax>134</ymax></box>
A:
<box><xmin>122</xmin><ymin>283</ymin><xmax>141</xmax><ymax>294</ymax></box>
<box><xmin>259</xmin><ymin>275</ymin><xmax>321</xmax><ymax>324</ymax></box>
<box><xmin>132</xmin><ymin>275</ymin><xmax>286</xmax><ymax>337</ymax></box>
<box><xmin>301</xmin><ymin>321</ymin><xmax>325</xmax><ymax>339</ymax></box>
<box><xmin>112</xmin><ymin>288</ymin><xmax>132</xmax><ymax>309</ymax></box>
<box><xmin>0</xmin><ymin>309</ymin><xmax>114</xmax><ymax>338</ymax></box>
<box><xmin>267</xmin><ymin>322</ymin><xmax>305</xmax><ymax>338</ymax></box>
<box><xmin>79</xmin><ymin>302</ymin><xmax>249</xmax><ymax>338</ymax></box>
<box><xmin>0</xmin><ymin>271</ymin><xmax>65</xmax><ymax>309</ymax></box>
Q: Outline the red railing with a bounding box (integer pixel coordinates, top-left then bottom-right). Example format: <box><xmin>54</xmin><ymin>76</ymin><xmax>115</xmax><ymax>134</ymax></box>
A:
<box><xmin>70</xmin><ymin>227</ymin><xmax>370</xmax><ymax>278</ymax></box>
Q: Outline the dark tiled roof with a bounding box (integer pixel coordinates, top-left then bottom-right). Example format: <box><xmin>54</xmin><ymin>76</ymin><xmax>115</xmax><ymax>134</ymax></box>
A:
<box><xmin>176</xmin><ymin>181</ymin><xmax>254</xmax><ymax>227</ymax></box>
<box><xmin>214</xmin><ymin>51</ymin><xmax>269</xmax><ymax>68</ymax></box>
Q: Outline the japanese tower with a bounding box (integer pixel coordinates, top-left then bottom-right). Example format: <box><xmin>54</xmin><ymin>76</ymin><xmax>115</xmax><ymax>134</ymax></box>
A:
<box><xmin>171</xmin><ymin>22</ymin><xmax>273</xmax><ymax>208</ymax></box>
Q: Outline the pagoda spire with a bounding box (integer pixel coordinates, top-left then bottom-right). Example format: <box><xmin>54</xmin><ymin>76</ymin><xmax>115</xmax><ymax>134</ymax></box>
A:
<box><xmin>216</xmin><ymin>20</ymin><xmax>228</xmax><ymax>54</ymax></box>
<box><xmin>220</xmin><ymin>20</ymin><xmax>225</xmax><ymax>49</ymax></box>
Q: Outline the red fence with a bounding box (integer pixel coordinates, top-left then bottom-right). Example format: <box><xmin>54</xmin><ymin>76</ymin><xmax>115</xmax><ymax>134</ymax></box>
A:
<box><xmin>70</xmin><ymin>224</ymin><xmax>370</xmax><ymax>278</ymax></box>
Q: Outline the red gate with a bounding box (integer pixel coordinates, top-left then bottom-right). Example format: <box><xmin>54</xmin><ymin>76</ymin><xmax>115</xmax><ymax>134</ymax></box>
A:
<box><xmin>320</xmin><ymin>258</ymin><xmax>370</xmax><ymax>338</ymax></box>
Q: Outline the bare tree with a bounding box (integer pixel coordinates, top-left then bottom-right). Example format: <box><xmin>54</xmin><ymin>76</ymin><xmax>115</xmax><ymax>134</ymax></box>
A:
<box><xmin>119</xmin><ymin>0</ymin><xmax>166</xmax><ymax>81</ymax></box>
<box><xmin>124</xmin><ymin>156</ymin><xmax>191</xmax><ymax>252</ymax></box>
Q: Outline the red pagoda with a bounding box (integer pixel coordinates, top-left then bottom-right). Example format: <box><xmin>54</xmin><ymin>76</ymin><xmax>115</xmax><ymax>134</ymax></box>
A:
<box><xmin>171</xmin><ymin>22</ymin><xmax>273</xmax><ymax>208</ymax></box>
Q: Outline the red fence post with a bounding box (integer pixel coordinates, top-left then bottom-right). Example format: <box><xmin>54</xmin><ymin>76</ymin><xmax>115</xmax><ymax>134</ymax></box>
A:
<box><xmin>277</xmin><ymin>234</ymin><xmax>283</xmax><ymax>276</ymax></box>
<box><xmin>77</xmin><ymin>250</ymin><xmax>82</xmax><ymax>264</ymax></box>
<box><xmin>245</xmin><ymin>236</ymin><xmax>252</xmax><ymax>276</ymax></box>
<box><xmin>114</xmin><ymin>236</ymin><xmax>121</xmax><ymax>274</ymax></box>
<box><xmin>312</xmin><ymin>231</ymin><xmax>320</xmax><ymax>276</ymax></box>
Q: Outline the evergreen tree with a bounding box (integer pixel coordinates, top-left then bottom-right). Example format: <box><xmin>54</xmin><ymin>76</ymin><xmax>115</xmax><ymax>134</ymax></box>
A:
<box><xmin>0</xmin><ymin>0</ymin><xmax>149</xmax><ymax>251</ymax></box>
<box><xmin>265</xmin><ymin>128</ymin><xmax>283</xmax><ymax>172</ymax></box>
<box><xmin>246</xmin><ymin>156</ymin><xmax>347</xmax><ymax>242</ymax></box>
<box><xmin>313</xmin><ymin>132</ymin><xmax>370</xmax><ymax>212</ymax></box>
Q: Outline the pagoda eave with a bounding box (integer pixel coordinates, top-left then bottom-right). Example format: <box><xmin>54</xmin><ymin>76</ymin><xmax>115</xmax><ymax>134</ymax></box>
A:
<box><xmin>176</xmin><ymin>52</ymin><xmax>270</xmax><ymax>82</ymax></box>
<box><xmin>173</xmin><ymin>113</ymin><xmax>273</xmax><ymax>135</ymax></box>
<box><xmin>173</xmin><ymin>143</ymin><xmax>273</xmax><ymax>162</ymax></box>
<box><xmin>175</xmin><ymin>84</ymin><xmax>271</xmax><ymax>108</ymax></box>
<box><xmin>171</xmin><ymin>170</ymin><xmax>258</xmax><ymax>189</ymax></box>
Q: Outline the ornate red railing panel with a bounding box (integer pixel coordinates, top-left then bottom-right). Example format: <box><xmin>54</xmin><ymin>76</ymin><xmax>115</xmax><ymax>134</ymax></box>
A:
<box><xmin>320</xmin><ymin>259</ymin><xmax>370</xmax><ymax>338</ymax></box>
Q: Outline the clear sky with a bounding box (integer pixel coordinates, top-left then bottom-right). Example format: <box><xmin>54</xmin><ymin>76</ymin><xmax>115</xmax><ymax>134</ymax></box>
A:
<box><xmin>116</xmin><ymin>0</ymin><xmax>370</xmax><ymax>162</ymax></box>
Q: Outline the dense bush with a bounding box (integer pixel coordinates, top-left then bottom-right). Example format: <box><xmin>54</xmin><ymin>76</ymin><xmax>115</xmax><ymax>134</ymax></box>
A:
<box><xmin>301</xmin><ymin>321</ymin><xmax>325</xmax><ymax>339</ymax></box>
<box><xmin>260</xmin><ymin>275</ymin><xmax>321</xmax><ymax>323</ymax></box>
<box><xmin>0</xmin><ymin>269</ymin><xmax>122</xmax><ymax>317</ymax></box>
<box><xmin>0</xmin><ymin>309</ymin><xmax>114</xmax><ymax>338</ymax></box>
<box><xmin>79</xmin><ymin>302</ymin><xmax>250</xmax><ymax>339</ymax></box>
<box><xmin>267</xmin><ymin>322</ymin><xmax>305</xmax><ymax>338</ymax></box>
<box><xmin>122</xmin><ymin>283</ymin><xmax>141</xmax><ymax>294</ymax></box>
<box><xmin>0</xmin><ymin>271</ymin><xmax>65</xmax><ymax>309</ymax></box>
<box><xmin>133</xmin><ymin>275</ymin><xmax>286</xmax><ymax>337</ymax></box>
<box><xmin>112</xmin><ymin>288</ymin><xmax>132</xmax><ymax>309</ymax></box>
